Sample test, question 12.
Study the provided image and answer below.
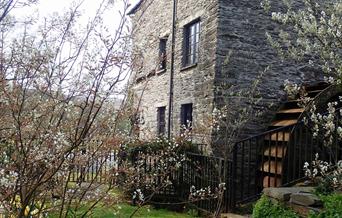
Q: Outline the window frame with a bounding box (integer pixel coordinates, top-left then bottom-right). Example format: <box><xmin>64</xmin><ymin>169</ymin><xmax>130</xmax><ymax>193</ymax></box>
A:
<box><xmin>159</xmin><ymin>38</ymin><xmax>167</xmax><ymax>71</ymax></box>
<box><xmin>157</xmin><ymin>106</ymin><xmax>166</xmax><ymax>136</ymax></box>
<box><xmin>183</xmin><ymin>19</ymin><xmax>201</xmax><ymax>67</ymax></box>
<box><xmin>180</xmin><ymin>103</ymin><xmax>193</xmax><ymax>129</ymax></box>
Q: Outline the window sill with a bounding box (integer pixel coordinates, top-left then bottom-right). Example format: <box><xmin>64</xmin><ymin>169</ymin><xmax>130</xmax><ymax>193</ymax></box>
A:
<box><xmin>156</xmin><ymin>68</ymin><xmax>166</xmax><ymax>75</ymax></box>
<box><xmin>136</xmin><ymin>76</ymin><xmax>146</xmax><ymax>83</ymax></box>
<box><xmin>180</xmin><ymin>63</ymin><xmax>197</xmax><ymax>71</ymax></box>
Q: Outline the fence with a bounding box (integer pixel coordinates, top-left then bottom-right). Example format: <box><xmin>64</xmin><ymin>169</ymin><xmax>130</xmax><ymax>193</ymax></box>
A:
<box><xmin>179</xmin><ymin>152</ymin><xmax>234</xmax><ymax>213</ymax></box>
<box><xmin>65</xmin><ymin>115</ymin><xmax>341</xmax><ymax>213</ymax></box>
<box><xmin>69</xmin><ymin>151</ymin><xmax>119</xmax><ymax>183</ymax></box>
<box><xmin>232</xmin><ymin>116</ymin><xmax>342</xmax><ymax>206</ymax></box>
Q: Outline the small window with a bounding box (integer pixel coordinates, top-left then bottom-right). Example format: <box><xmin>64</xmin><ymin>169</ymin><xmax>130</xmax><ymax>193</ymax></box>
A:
<box><xmin>183</xmin><ymin>20</ymin><xmax>200</xmax><ymax>66</ymax></box>
<box><xmin>159</xmin><ymin>38</ymin><xmax>167</xmax><ymax>70</ymax></box>
<box><xmin>157</xmin><ymin>107</ymin><xmax>166</xmax><ymax>136</ymax></box>
<box><xmin>180</xmin><ymin>103</ymin><xmax>193</xmax><ymax>129</ymax></box>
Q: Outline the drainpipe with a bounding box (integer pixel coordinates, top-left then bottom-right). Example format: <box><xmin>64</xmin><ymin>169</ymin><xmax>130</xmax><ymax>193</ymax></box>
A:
<box><xmin>167</xmin><ymin>0</ymin><xmax>177</xmax><ymax>140</ymax></box>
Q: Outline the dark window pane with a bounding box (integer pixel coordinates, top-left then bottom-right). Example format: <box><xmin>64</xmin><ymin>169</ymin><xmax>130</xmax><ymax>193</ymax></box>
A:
<box><xmin>181</xmin><ymin>104</ymin><xmax>193</xmax><ymax>129</ymax></box>
<box><xmin>183</xmin><ymin>20</ymin><xmax>200</xmax><ymax>66</ymax></box>
<box><xmin>159</xmin><ymin>38</ymin><xmax>167</xmax><ymax>70</ymax></box>
<box><xmin>157</xmin><ymin>107</ymin><xmax>166</xmax><ymax>136</ymax></box>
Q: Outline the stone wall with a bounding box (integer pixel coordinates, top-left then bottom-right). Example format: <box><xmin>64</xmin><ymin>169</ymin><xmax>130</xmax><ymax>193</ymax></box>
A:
<box><xmin>212</xmin><ymin>0</ymin><xmax>324</xmax><ymax>154</ymax></box>
<box><xmin>131</xmin><ymin>0</ymin><xmax>173</xmax><ymax>140</ymax></box>
<box><xmin>130</xmin><ymin>0</ymin><xmax>325</xmax><ymax>155</ymax></box>
<box><xmin>131</xmin><ymin>0</ymin><xmax>218</xmax><ymax>144</ymax></box>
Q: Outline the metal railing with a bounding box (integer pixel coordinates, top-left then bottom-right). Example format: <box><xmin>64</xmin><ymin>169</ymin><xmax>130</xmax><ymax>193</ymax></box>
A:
<box><xmin>231</xmin><ymin>114</ymin><xmax>342</xmax><ymax>207</ymax></box>
<box><xmin>179</xmin><ymin>152</ymin><xmax>234</xmax><ymax>213</ymax></box>
<box><xmin>64</xmin><ymin>113</ymin><xmax>341</xmax><ymax>213</ymax></box>
<box><xmin>231</xmin><ymin>124</ymin><xmax>295</xmax><ymax>205</ymax></box>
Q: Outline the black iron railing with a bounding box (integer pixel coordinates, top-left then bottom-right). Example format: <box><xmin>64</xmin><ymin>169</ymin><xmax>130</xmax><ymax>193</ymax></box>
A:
<box><xmin>66</xmin><ymin>113</ymin><xmax>341</xmax><ymax>213</ymax></box>
<box><xmin>69</xmin><ymin>151</ymin><xmax>119</xmax><ymax>183</ymax></box>
<box><xmin>179</xmin><ymin>152</ymin><xmax>233</xmax><ymax>213</ymax></box>
<box><xmin>231</xmin><ymin>124</ymin><xmax>295</xmax><ymax>205</ymax></box>
<box><xmin>231</xmin><ymin>114</ymin><xmax>342</xmax><ymax>207</ymax></box>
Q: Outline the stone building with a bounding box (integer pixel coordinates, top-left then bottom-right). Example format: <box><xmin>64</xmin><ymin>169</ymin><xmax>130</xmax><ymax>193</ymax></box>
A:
<box><xmin>128</xmin><ymin>0</ymin><xmax>322</xmax><ymax>155</ymax></box>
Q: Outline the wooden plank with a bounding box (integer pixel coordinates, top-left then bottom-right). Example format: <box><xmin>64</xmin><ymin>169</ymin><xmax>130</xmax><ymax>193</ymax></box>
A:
<box><xmin>263</xmin><ymin>146</ymin><xmax>287</xmax><ymax>158</ymax></box>
<box><xmin>265</xmin><ymin>132</ymin><xmax>290</xmax><ymax>142</ymax></box>
<box><xmin>271</xmin><ymin>119</ymin><xmax>297</xmax><ymax>127</ymax></box>
<box><xmin>260</xmin><ymin>161</ymin><xmax>283</xmax><ymax>174</ymax></box>
<box><xmin>263</xmin><ymin>176</ymin><xmax>281</xmax><ymax>188</ymax></box>
<box><xmin>278</xmin><ymin>108</ymin><xmax>304</xmax><ymax>114</ymax></box>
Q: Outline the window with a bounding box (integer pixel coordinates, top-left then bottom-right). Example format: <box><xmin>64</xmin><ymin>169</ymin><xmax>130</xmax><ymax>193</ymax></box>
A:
<box><xmin>183</xmin><ymin>20</ymin><xmax>200</xmax><ymax>66</ymax></box>
<box><xmin>159</xmin><ymin>38</ymin><xmax>167</xmax><ymax>70</ymax></box>
<box><xmin>157</xmin><ymin>107</ymin><xmax>166</xmax><ymax>136</ymax></box>
<box><xmin>180</xmin><ymin>103</ymin><xmax>193</xmax><ymax>129</ymax></box>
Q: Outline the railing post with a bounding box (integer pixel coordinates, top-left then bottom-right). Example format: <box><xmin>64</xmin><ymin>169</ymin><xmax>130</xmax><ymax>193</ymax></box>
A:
<box><xmin>229</xmin><ymin>144</ymin><xmax>238</xmax><ymax>211</ymax></box>
<box><xmin>179</xmin><ymin>152</ymin><xmax>185</xmax><ymax>199</ymax></box>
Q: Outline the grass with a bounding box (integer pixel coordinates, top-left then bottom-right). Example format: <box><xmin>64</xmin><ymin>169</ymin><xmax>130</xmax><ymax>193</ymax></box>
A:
<box><xmin>44</xmin><ymin>184</ymin><xmax>196</xmax><ymax>217</ymax></box>
<box><xmin>84</xmin><ymin>204</ymin><xmax>194</xmax><ymax>218</ymax></box>
<box><xmin>48</xmin><ymin>203</ymin><xmax>196</xmax><ymax>218</ymax></box>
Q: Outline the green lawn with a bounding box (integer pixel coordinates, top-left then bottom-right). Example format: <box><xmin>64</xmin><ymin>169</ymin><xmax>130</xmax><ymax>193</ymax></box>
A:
<box><xmin>48</xmin><ymin>203</ymin><xmax>196</xmax><ymax>218</ymax></box>
<box><xmin>46</xmin><ymin>186</ymin><xmax>196</xmax><ymax>217</ymax></box>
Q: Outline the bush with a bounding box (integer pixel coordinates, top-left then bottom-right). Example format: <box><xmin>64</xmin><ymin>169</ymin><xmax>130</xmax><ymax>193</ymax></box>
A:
<box><xmin>124</xmin><ymin>138</ymin><xmax>200</xmax><ymax>160</ymax></box>
<box><xmin>119</xmin><ymin>138</ymin><xmax>199</xmax><ymax>202</ymax></box>
<box><xmin>309</xmin><ymin>194</ymin><xmax>342</xmax><ymax>218</ymax></box>
<box><xmin>252</xmin><ymin>195</ymin><xmax>299</xmax><ymax>218</ymax></box>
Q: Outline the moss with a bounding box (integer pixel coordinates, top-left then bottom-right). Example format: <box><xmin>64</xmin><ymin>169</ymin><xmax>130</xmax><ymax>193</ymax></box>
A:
<box><xmin>252</xmin><ymin>195</ymin><xmax>299</xmax><ymax>218</ymax></box>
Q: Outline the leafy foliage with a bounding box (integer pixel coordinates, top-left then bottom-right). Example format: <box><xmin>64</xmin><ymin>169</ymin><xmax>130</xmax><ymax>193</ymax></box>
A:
<box><xmin>252</xmin><ymin>195</ymin><xmax>299</xmax><ymax>218</ymax></box>
<box><xmin>309</xmin><ymin>194</ymin><xmax>342</xmax><ymax>218</ymax></box>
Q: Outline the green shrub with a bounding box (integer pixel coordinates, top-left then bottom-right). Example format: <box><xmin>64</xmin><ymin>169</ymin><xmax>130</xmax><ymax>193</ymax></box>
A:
<box><xmin>252</xmin><ymin>195</ymin><xmax>299</xmax><ymax>218</ymax></box>
<box><xmin>309</xmin><ymin>194</ymin><xmax>342</xmax><ymax>218</ymax></box>
<box><xmin>125</xmin><ymin>138</ymin><xmax>200</xmax><ymax>159</ymax></box>
<box><xmin>314</xmin><ymin>179</ymin><xmax>335</xmax><ymax>196</ymax></box>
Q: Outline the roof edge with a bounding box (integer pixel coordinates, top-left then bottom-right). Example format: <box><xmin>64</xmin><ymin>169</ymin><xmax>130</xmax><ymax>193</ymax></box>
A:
<box><xmin>127</xmin><ymin>0</ymin><xmax>144</xmax><ymax>15</ymax></box>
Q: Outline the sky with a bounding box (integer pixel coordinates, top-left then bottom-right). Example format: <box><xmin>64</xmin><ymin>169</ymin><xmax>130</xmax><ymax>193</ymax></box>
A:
<box><xmin>13</xmin><ymin>0</ymin><xmax>140</xmax><ymax>30</ymax></box>
<box><xmin>10</xmin><ymin>0</ymin><xmax>141</xmax><ymax>100</ymax></box>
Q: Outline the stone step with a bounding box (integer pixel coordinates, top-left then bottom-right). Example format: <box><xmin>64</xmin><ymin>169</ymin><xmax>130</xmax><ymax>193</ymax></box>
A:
<box><xmin>221</xmin><ymin>213</ymin><xmax>250</xmax><ymax>218</ymax></box>
<box><xmin>277</xmin><ymin>108</ymin><xmax>304</xmax><ymax>114</ymax></box>
<box><xmin>263</xmin><ymin>146</ymin><xmax>287</xmax><ymax>158</ymax></box>
<box><xmin>263</xmin><ymin>176</ymin><xmax>282</xmax><ymax>188</ymax></box>
<box><xmin>271</xmin><ymin>119</ymin><xmax>298</xmax><ymax>127</ymax></box>
<box><xmin>263</xmin><ymin>186</ymin><xmax>315</xmax><ymax>201</ymax></box>
<box><xmin>260</xmin><ymin>160</ymin><xmax>283</xmax><ymax>174</ymax></box>
<box><xmin>265</xmin><ymin>132</ymin><xmax>290</xmax><ymax>142</ymax></box>
<box><xmin>305</xmin><ymin>82</ymin><xmax>329</xmax><ymax>92</ymax></box>
<box><xmin>307</xmin><ymin>90</ymin><xmax>323</xmax><ymax>98</ymax></box>
<box><xmin>290</xmin><ymin>193</ymin><xmax>322</xmax><ymax>206</ymax></box>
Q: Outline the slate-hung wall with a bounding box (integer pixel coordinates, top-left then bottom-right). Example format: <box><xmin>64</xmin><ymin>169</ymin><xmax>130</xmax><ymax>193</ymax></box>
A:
<box><xmin>213</xmin><ymin>0</ymin><xmax>322</xmax><ymax>147</ymax></box>
<box><xmin>130</xmin><ymin>0</ymin><xmax>323</xmax><ymax>155</ymax></box>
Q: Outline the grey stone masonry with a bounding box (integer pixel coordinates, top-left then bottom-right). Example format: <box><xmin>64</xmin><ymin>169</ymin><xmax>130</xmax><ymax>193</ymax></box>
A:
<box><xmin>263</xmin><ymin>187</ymin><xmax>315</xmax><ymax>202</ymax></box>
<box><xmin>130</xmin><ymin>0</ymin><xmax>218</xmax><ymax>147</ymax></box>
<box><xmin>263</xmin><ymin>187</ymin><xmax>323</xmax><ymax>216</ymax></box>
<box><xmin>129</xmin><ymin>0</ymin><xmax>324</xmax><ymax>155</ymax></box>
<box><xmin>290</xmin><ymin>193</ymin><xmax>322</xmax><ymax>207</ymax></box>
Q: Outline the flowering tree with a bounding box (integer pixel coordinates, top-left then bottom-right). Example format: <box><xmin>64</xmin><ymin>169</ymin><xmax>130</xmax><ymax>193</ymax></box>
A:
<box><xmin>304</xmin><ymin>154</ymin><xmax>342</xmax><ymax>193</ymax></box>
<box><xmin>262</xmin><ymin>0</ymin><xmax>342</xmax><ymax>191</ymax></box>
<box><xmin>261</xmin><ymin>0</ymin><xmax>342</xmax><ymax>143</ymax></box>
<box><xmin>0</xmin><ymin>0</ymin><xmax>39</xmax><ymax>23</ymax></box>
<box><xmin>0</xmin><ymin>0</ymin><xmax>134</xmax><ymax>216</ymax></box>
<box><xmin>119</xmin><ymin>137</ymin><xmax>226</xmax><ymax>217</ymax></box>
<box><xmin>261</xmin><ymin>0</ymin><xmax>341</xmax><ymax>83</ymax></box>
